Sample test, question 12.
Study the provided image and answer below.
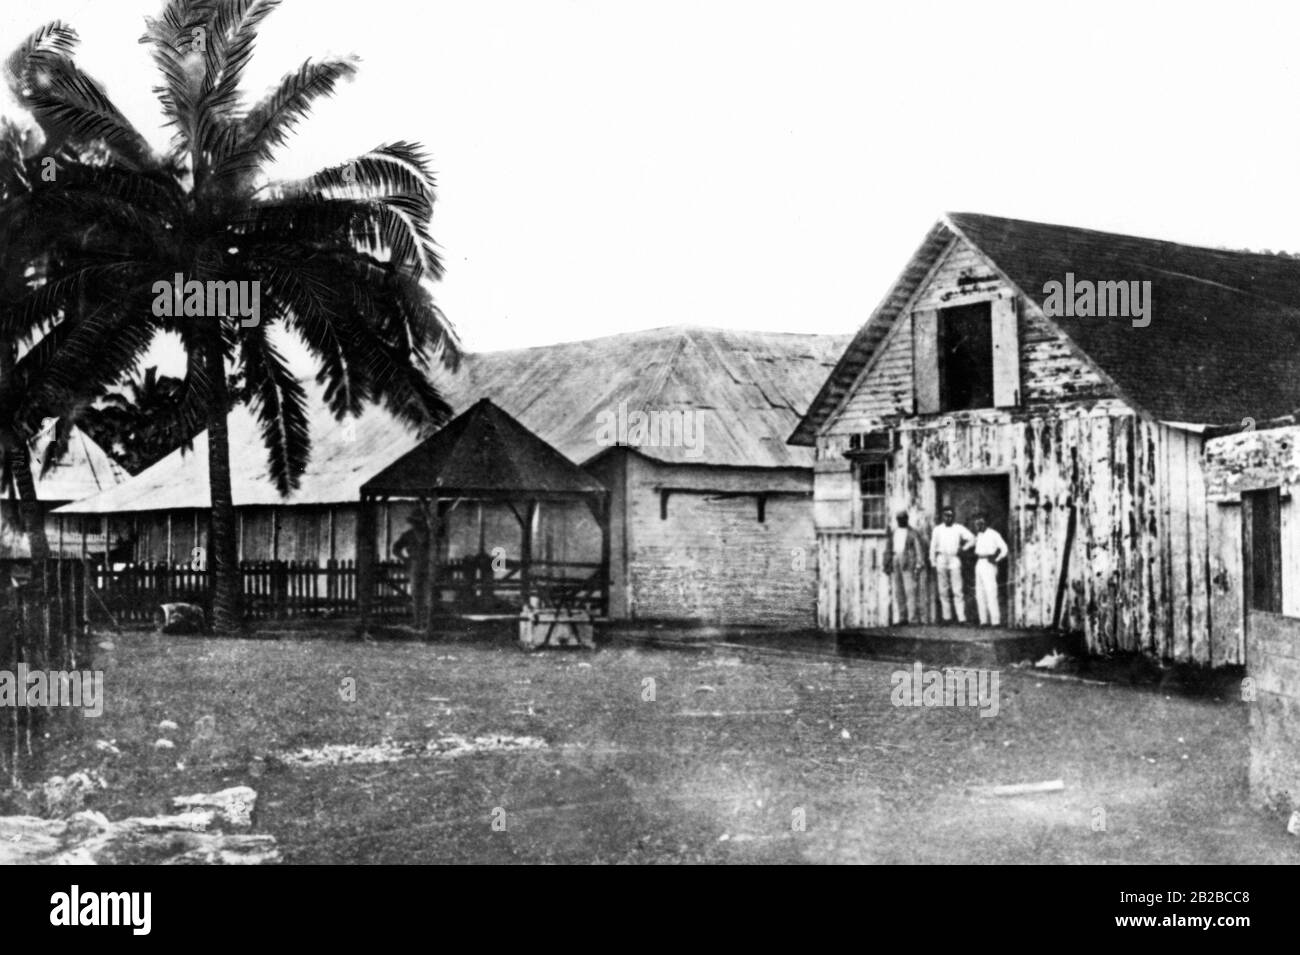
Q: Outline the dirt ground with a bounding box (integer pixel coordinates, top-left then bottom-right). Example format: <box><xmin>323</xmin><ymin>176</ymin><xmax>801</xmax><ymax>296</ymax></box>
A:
<box><xmin>10</xmin><ymin>628</ymin><xmax>1300</xmax><ymax>864</ymax></box>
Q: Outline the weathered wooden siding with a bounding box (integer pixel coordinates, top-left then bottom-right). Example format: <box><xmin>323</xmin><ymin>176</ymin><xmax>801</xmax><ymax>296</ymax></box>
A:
<box><xmin>624</xmin><ymin>455</ymin><xmax>816</xmax><ymax>626</ymax></box>
<box><xmin>833</xmin><ymin>238</ymin><xmax>1114</xmax><ymax>433</ymax></box>
<box><xmin>813</xmin><ymin>234</ymin><xmax>1241</xmax><ymax>665</ymax></box>
<box><xmin>814</xmin><ymin>409</ymin><xmax>1238</xmax><ymax>665</ymax></box>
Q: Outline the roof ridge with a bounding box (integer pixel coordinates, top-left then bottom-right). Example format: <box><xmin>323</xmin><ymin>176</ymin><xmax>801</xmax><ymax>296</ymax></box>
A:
<box><xmin>461</xmin><ymin>324</ymin><xmax>849</xmax><ymax>359</ymax></box>
<box><xmin>945</xmin><ymin>211</ymin><xmax>1300</xmax><ymax>265</ymax></box>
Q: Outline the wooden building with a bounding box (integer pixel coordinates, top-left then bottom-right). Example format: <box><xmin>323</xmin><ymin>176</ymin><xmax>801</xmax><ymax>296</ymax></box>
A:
<box><xmin>56</xmin><ymin>326</ymin><xmax>845</xmax><ymax>626</ymax></box>
<box><xmin>0</xmin><ymin>421</ymin><xmax>128</xmax><ymax>557</ymax></box>
<box><xmin>791</xmin><ymin>213</ymin><xmax>1300</xmax><ymax>666</ymax></box>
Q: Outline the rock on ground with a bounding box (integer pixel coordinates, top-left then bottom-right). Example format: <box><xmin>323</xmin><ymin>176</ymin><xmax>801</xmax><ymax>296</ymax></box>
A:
<box><xmin>0</xmin><ymin>785</ymin><xmax>277</xmax><ymax>865</ymax></box>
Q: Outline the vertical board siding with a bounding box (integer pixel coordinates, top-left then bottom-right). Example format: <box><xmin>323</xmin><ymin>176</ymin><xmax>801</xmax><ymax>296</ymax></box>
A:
<box><xmin>815</xmin><ymin>411</ymin><xmax>1230</xmax><ymax>665</ymax></box>
<box><xmin>1207</xmin><ymin>503</ymin><xmax>1243</xmax><ymax>666</ymax></box>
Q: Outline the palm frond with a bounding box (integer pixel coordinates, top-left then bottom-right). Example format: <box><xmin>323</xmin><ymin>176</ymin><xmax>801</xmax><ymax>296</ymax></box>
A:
<box><xmin>195</xmin><ymin>0</ymin><xmax>282</xmax><ymax>161</ymax></box>
<box><xmin>10</xmin><ymin>51</ymin><xmax>154</xmax><ymax>168</ymax></box>
<box><xmin>139</xmin><ymin>1</ymin><xmax>213</xmax><ymax>161</ymax></box>
<box><xmin>238</xmin><ymin>326</ymin><xmax>309</xmax><ymax>494</ymax></box>
<box><xmin>3</xmin><ymin>20</ymin><xmax>78</xmax><ymax>99</ymax></box>
<box><xmin>210</xmin><ymin>56</ymin><xmax>359</xmax><ymax>186</ymax></box>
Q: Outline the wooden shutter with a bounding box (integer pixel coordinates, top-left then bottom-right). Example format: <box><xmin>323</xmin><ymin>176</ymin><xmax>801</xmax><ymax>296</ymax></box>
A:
<box><xmin>912</xmin><ymin>309</ymin><xmax>940</xmax><ymax>414</ymax></box>
<box><xmin>991</xmin><ymin>296</ymin><xmax>1021</xmax><ymax>407</ymax></box>
<box><xmin>813</xmin><ymin>465</ymin><xmax>855</xmax><ymax>530</ymax></box>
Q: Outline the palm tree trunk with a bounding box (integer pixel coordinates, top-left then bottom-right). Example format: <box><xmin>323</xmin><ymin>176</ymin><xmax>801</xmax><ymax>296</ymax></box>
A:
<box><xmin>204</xmin><ymin>341</ymin><xmax>241</xmax><ymax>632</ymax></box>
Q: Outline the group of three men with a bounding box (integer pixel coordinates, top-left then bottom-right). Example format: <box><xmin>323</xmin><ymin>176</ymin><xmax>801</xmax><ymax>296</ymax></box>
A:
<box><xmin>883</xmin><ymin>507</ymin><xmax>1008</xmax><ymax>626</ymax></box>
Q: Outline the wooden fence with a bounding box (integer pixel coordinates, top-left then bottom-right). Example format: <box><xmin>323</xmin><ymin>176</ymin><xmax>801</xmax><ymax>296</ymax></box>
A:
<box><xmin>83</xmin><ymin>557</ymin><xmax>607</xmax><ymax>626</ymax></box>
<box><xmin>0</xmin><ymin>559</ymin><xmax>90</xmax><ymax>785</ymax></box>
<box><xmin>84</xmin><ymin>559</ymin><xmax>414</xmax><ymax>626</ymax></box>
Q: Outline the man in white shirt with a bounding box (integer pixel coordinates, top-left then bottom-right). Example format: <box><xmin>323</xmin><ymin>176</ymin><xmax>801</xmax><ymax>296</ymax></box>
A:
<box><xmin>972</xmin><ymin>513</ymin><xmax>1009</xmax><ymax>626</ymax></box>
<box><xmin>929</xmin><ymin>506</ymin><xmax>974</xmax><ymax>623</ymax></box>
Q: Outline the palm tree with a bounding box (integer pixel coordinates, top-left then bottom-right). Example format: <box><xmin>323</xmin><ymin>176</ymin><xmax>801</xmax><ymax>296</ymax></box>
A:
<box><xmin>0</xmin><ymin>117</ymin><xmax>132</xmax><ymax>564</ymax></box>
<box><xmin>9</xmin><ymin>4</ymin><xmax>460</xmax><ymax>632</ymax></box>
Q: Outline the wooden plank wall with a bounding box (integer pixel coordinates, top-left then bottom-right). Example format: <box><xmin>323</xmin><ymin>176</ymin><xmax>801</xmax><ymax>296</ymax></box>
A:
<box><xmin>814</xmin><ymin>411</ymin><xmax>1241</xmax><ymax>666</ymax></box>
<box><xmin>832</xmin><ymin>238</ymin><xmax>1114</xmax><ymax>433</ymax></box>
<box><xmin>813</xmin><ymin>234</ymin><xmax>1244</xmax><ymax>666</ymax></box>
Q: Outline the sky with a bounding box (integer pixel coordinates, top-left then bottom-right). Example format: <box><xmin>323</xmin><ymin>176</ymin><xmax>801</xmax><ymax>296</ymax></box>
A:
<box><xmin>4</xmin><ymin>0</ymin><xmax>1300</xmax><ymax>361</ymax></box>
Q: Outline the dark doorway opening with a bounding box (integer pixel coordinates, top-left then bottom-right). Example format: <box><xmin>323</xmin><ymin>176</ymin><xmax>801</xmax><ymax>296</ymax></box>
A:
<box><xmin>939</xmin><ymin>302</ymin><xmax>994</xmax><ymax>411</ymax></box>
<box><xmin>1243</xmin><ymin>488</ymin><xmax>1283</xmax><ymax>613</ymax></box>
<box><xmin>934</xmin><ymin>474</ymin><xmax>1011</xmax><ymax>624</ymax></box>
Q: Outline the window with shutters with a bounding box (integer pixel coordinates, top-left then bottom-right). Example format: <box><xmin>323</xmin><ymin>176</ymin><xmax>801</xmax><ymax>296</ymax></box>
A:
<box><xmin>857</xmin><ymin>460</ymin><xmax>888</xmax><ymax>532</ymax></box>
<box><xmin>914</xmin><ymin>296</ymin><xmax>1019</xmax><ymax>414</ymax></box>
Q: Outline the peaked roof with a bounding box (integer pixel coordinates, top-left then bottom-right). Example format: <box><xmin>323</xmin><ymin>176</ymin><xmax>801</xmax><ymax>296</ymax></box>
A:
<box><xmin>792</xmin><ymin>212</ymin><xmax>1300</xmax><ymax>442</ymax></box>
<box><xmin>1</xmin><ymin>422</ymin><xmax>128</xmax><ymax>503</ymax></box>
<box><xmin>362</xmin><ymin>398</ymin><xmax>605</xmax><ymax>497</ymax></box>
<box><xmin>56</xmin><ymin>326</ymin><xmax>845</xmax><ymax>514</ymax></box>
<box><xmin>456</xmin><ymin>325</ymin><xmax>847</xmax><ymax>467</ymax></box>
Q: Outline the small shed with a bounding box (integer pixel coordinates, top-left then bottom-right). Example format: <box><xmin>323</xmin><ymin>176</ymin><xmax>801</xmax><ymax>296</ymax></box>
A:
<box><xmin>358</xmin><ymin>398</ymin><xmax>610</xmax><ymax>631</ymax></box>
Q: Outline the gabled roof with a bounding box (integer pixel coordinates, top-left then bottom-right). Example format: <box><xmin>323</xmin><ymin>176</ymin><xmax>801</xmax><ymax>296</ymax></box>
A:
<box><xmin>792</xmin><ymin>212</ymin><xmax>1300</xmax><ymax>443</ymax></box>
<box><xmin>362</xmin><ymin>398</ymin><xmax>605</xmax><ymax>498</ymax></box>
<box><xmin>1</xmin><ymin>422</ymin><xmax>128</xmax><ymax>503</ymax></box>
<box><xmin>56</xmin><ymin>325</ymin><xmax>846</xmax><ymax>514</ymax></box>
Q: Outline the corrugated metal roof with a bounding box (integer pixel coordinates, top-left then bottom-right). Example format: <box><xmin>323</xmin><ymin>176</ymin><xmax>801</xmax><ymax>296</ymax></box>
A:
<box><xmin>56</xmin><ymin>325</ymin><xmax>847</xmax><ymax>514</ymax></box>
<box><xmin>1</xmin><ymin>422</ymin><xmax>129</xmax><ymax>503</ymax></box>
<box><xmin>363</xmin><ymin>398</ymin><xmax>606</xmax><ymax>497</ymax></box>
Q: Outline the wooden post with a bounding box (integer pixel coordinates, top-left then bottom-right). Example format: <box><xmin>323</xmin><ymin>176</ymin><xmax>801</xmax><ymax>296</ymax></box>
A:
<box><xmin>166</xmin><ymin>512</ymin><xmax>173</xmax><ymax>564</ymax></box>
<box><xmin>520</xmin><ymin>499</ymin><xmax>535</xmax><ymax>609</ymax></box>
<box><xmin>384</xmin><ymin>505</ymin><xmax>392</xmax><ymax>565</ymax></box>
<box><xmin>357</xmin><ymin>494</ymin><xmax>375</xmax><ymax>633</ymax></box>
<box><xmin>598</xmin><ymin>493</ymin><xmax>611</xmax><ymax>617</ymax></box>
<box><xmin>274</xmin><ymin>559</ymin><xmax>287</xmax><ymax>619</ymax></box>
<box><xmin>425</xmin><ymin>496</ymin><xmax>439</xmax><ymax>637</ymax></box>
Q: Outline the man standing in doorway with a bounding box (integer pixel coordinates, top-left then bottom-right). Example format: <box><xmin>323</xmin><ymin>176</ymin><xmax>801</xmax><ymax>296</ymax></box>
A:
<box><xmin>972</xmin><ymin>512</ymin><xmax>1009</xmax><ymax>626</ymax></box>
<box><xmin>930</xmin><ymin>506</ymin><xmax>974</xmax><ymax>623</ymax></box>
<box><xmin>883</xmin><ymin>510</ymin><xmax>925</xmax><ymax>624</ymax></box>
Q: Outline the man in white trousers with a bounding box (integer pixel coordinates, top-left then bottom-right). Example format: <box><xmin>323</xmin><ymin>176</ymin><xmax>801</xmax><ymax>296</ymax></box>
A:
<box><xmin>972</xmin><ymin>512</ymin><xmax>1009</xmax><ymax>626</ymax></box>
<box><xmin>929</xmin><ymin>506</ymin><xmax>974</xmax><ymax>623</ymax></box>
